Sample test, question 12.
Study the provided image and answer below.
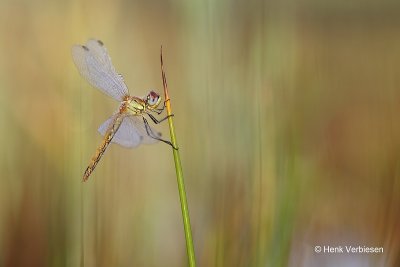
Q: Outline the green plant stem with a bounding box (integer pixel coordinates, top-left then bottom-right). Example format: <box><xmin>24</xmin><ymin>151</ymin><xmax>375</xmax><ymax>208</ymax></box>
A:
<box><xmin>167</xmin><ymin>107</ymin><xmax>196</xmax><ymax>267</ymax></box>
<box><xmin>161</xmin><ymin>48</ymin><xmax>196</xmax><ymax>267</ymax></box>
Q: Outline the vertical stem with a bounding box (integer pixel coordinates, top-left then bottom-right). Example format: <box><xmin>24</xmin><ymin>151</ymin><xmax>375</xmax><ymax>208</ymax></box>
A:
<box><xmin>80</xmin><ymin>185</ymin><xmax>85</xmax><ymax>267</ymax></box>
<box><xmin>161</xmin><ymin>47</ymin><xmax>196</xmax><ymax>267</ymax></box>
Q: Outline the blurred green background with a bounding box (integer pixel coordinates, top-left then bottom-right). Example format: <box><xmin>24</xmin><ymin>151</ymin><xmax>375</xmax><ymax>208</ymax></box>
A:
<box><xmin>0</xmin><ymin>0</ymin><xmax>399</xmax><ymax>266</ymax></box>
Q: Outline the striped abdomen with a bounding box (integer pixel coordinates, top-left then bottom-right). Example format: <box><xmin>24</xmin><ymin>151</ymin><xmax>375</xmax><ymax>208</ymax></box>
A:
<box><xmin>83</xmin><ymin>114</ymin><xmax>124</xmax><ymax>181</ymax></box>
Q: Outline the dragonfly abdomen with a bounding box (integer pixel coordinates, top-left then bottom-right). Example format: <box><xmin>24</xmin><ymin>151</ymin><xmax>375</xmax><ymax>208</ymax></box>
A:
<box><xmin>83</xmin><ymin>115</ymin><xmax>125</xmax><ymax>181</ymax></box>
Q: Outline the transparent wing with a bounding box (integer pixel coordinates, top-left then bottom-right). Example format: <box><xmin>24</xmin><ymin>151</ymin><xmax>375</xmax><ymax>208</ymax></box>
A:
<box><xmin>98</xmin><ymin>114</ymin><xmax>159</xmax><ymax>148</ymax></box>
<box><xmin>129</xmin><ymin>116</ymin><xmax>161</xmax><ymax>145</ymax></box>
<box><xmin>85</xmin><ymin>39</ymin><xmax>116</xmax><ymax>74</ymax></box>
<box><xmin>71</xmin><ymin>39</ymin><xmax>128</xmax><ymax>101</ymax></box>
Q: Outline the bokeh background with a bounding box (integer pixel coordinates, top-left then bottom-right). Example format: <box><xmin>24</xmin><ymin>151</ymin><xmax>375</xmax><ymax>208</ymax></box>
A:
<box><xmin>1</xmin><ymin>0</ymin><xmax>399</xmax><ymax>266</ymax></box>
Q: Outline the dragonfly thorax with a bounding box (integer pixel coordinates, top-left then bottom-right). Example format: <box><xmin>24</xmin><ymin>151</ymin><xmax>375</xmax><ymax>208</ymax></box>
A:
<box><xmin>121</xmin><ymin>91</ymin><xmax>162</xmax><ymax>116</ymax></box>
<box><xmin>122</xmin><ymin>96</ymin><xmax>146</xmax><ymax>115</ymax></box>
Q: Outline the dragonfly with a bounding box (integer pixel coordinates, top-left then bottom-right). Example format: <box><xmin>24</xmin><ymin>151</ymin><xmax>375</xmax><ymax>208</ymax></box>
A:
<box><xmin>72</xmin><ymin>39</ymin><xmax>175</xmax><ymax>182</ymax></box>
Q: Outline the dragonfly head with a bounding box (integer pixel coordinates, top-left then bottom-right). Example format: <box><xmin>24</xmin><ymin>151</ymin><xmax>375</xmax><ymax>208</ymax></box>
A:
<box><xmin>146</xmin><ymin>91</ymin><xmax>162</xmax><ymax>109</ymax></box>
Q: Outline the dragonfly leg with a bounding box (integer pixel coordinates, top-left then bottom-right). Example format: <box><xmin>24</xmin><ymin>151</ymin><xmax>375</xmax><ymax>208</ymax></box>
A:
<box><xmin>151</xmin><ymin>100</ymin><xmax>167</xmax><ymax>115</ymax></box>
<box><xmin>156</xmin><ymin>101</ymin><xmax>166</xmax><ymax>114</ymax></box>
<box><xmin>146</xmin><ymin>113</ymin><xmax>174</xmax><ymax>124</ymax></box>
<box><xmin>142</xmin><ymin>117</ymin><xmax>178</xmax><ymax>150</ymax></box>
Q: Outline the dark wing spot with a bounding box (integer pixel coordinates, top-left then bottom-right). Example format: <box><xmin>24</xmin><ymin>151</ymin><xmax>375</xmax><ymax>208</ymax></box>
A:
<box><xmin>157</xmin><ymin>132</ymin><xmax>162</xmax><ymax>137</ymax></box>
<box><xmin>82</xmin><ymin>45</ymin><xmax>89</xmax><ymax>51</ymax></box>
<box><xmin>139</xmin><ymin>136</ymin><xmax>144</xmax><ymax>141</ymax></box>
<box><xmin>97</xmin><ymin>40</ymin><xmax>104</xmax><ymax>46</ymax></box>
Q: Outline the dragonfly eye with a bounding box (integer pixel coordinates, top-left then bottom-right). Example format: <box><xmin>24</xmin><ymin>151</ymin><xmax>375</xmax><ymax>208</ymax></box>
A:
<box><xmin>147</xmin><ymin>91</ymin><xmax>161</xmax><ymax>107</ymax></box>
